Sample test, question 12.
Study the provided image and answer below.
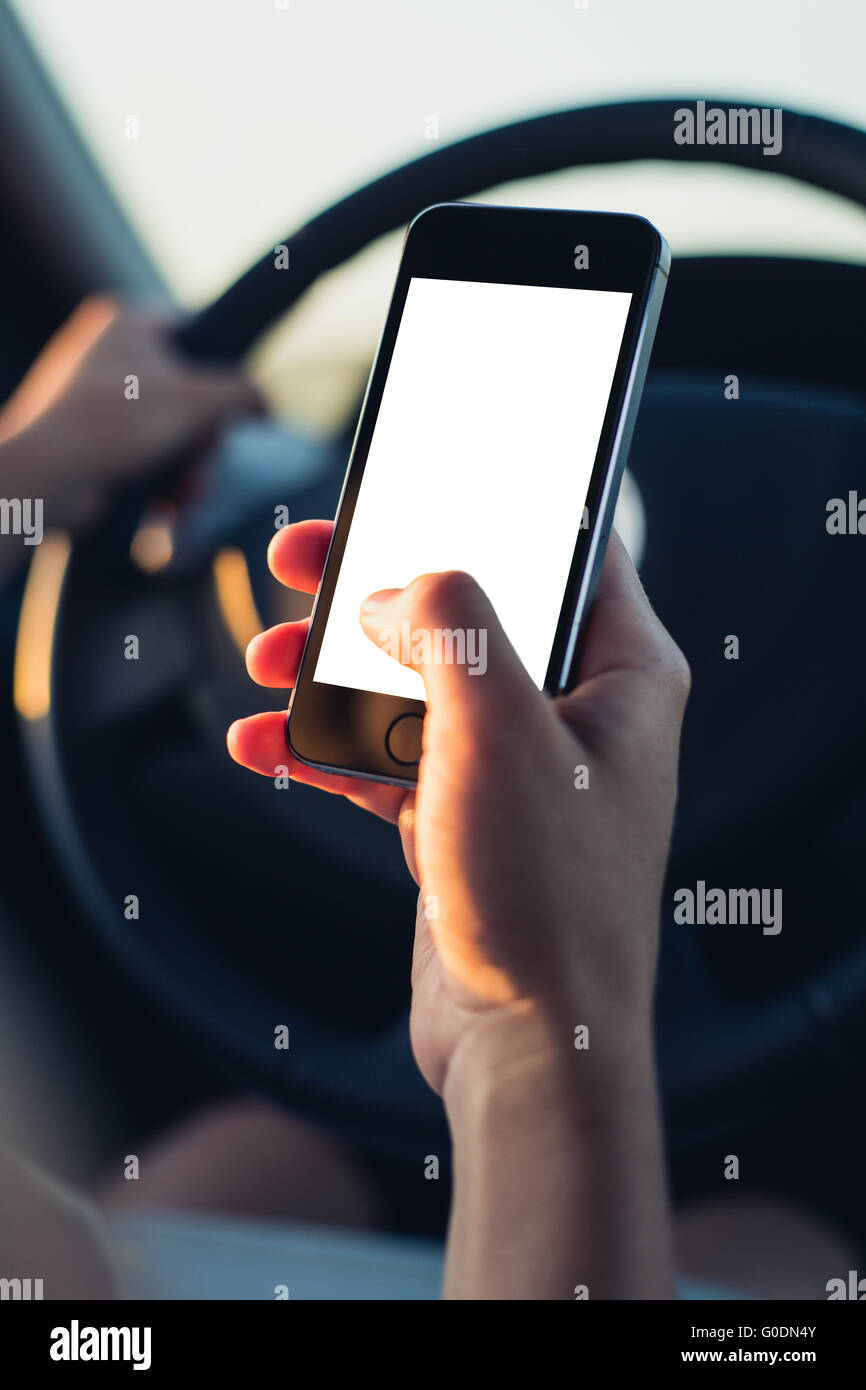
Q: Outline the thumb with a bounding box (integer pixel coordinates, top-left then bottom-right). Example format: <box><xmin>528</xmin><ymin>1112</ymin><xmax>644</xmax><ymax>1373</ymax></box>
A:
<box><xmin>359</xmin><ymin>570</ymin><xmax>536</xmax><ymax>720</ymax></box>
<box><xmin>555</xmin><ymin>530</ymin><xmax>691</xmax><ymax>743</ymax></box>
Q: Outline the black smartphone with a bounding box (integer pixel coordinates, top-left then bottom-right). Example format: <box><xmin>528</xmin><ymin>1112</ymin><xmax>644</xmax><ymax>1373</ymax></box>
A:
<box><xmin>287</xmin><ymin>201</ymin><xmax>669</xmax><ymax>788</ymax></box>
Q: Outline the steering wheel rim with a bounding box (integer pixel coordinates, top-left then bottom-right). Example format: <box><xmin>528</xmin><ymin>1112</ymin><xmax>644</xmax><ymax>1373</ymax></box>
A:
<box><xmin>21</xmin><ymin>97</ymin><xmax>866</xmax><ymax>1161</ymax></box>
<box><xmin>177</xmin><ymin>96</ymin><xmax>866</xmax><ymax>363</ymax></box>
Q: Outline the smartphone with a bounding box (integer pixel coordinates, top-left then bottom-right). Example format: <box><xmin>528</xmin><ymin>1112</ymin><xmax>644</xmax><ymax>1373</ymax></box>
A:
<box><xmin>287</xmin><ymin>201</ymin><xmax>669</xmax><ymax>788</ymax></box>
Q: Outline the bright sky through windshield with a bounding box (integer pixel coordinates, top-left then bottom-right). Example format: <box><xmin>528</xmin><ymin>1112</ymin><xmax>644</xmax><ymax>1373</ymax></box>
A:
<box><xmin>12</xmin><ymin>0</ymin><xmax>866</xmax><ymax>354</ymax></box>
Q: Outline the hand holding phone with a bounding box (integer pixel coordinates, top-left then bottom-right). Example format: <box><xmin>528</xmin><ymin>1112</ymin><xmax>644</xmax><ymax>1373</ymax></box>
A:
<box><xmin>229</xmin><ymin>519</ymin><xmax>690</xmax><ymax>1095</ymax></box>
<box><xmin>229</xmin><ymin>519</ymin><xmax>688</xmax><ymax>1300</ymax></box>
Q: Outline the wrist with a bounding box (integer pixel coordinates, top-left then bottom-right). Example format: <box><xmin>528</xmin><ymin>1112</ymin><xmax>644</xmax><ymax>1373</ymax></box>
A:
<box><xmin>0</xmin><ymin>426</ymin><xmax>36</xmax><ymax>498</ymax></box>
<box><xmin>442</xmin><ymin>995</ymin><xmax>656</xmax><ymax>1135</ymax></box>
<box><xmin>441</xmin><ymin>1000</ymin><xmax>672</xmax><ymax>1300</ymax></box>
<box><xmin>1</xmin><ymin>418</ymin><xmax>104</xmax><ymax>531</ymax></box>
<box><xmin>1</xmin><ymin>417</ymin><xmax>64</xmax><ymax>499</ymax></box>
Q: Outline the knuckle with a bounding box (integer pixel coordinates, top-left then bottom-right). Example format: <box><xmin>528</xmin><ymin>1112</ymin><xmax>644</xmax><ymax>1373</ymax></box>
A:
<box><xmin>412</xmin><ymin>569</ymin><xmax>483</xmax><ymax>627</ymax></box>
<box><xmin>76</xmin><ymin>293</ymin><xmax>121</xmax><ymax>326</ymax></box>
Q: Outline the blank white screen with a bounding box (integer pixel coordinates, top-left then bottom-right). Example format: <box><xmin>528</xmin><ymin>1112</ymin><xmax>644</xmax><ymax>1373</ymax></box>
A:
<box><xmin>315</xmin><ymin>276</ymin><xmax>632</xmax><ymax>698</ymax></box>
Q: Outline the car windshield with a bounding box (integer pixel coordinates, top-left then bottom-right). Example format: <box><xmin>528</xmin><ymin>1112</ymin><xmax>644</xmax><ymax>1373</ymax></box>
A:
<box><xmin>11</xmin><ymin>0</ymin><xmax>866</xmax><ymax>425</ymax></box>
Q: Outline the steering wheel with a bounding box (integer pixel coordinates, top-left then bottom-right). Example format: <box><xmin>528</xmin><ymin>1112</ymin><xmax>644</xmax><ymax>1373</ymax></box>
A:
<box><xmin>18</xmin><ymin>98</ymin><xmax>866</xmax><ymax>1165</ymax></box>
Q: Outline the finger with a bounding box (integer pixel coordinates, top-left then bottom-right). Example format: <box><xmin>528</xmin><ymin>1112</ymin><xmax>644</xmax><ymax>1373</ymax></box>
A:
<box><xmin>183</xmin><ymin>369</ymin><xmax>267</xmax><ymax>423</ymax></box>
<box><xmin>267</xmin><ymin>520</ymin><xmax>334</xmax><ymax>594</ymax></box>
<box><xmin>66</xmin><ymin>294</ymin><xmax>122</xmax><ymax>341</ymax></box>
<box><xmin>226</xmin><ymin>711</ymin><xmax>407</xmax><ymax>823</ymax></box>
<box><xmin>359</xmin><ymin>570</ymin><xmax>536</xmax><ymax>722</ymax></box>
<box><xmin>396</xmin><ymin>801</ymin><xmax>419</xmax><ymax>883</ymax></box>
<box><xmin>245</xmin><ymin>620</ymin><xmax>309</xmax><ymax>688</ymax></box>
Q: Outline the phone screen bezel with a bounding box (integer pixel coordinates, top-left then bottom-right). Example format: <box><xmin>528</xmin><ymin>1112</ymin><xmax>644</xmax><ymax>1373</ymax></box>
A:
<box><xmin>287</xmin><ymin>202</ymin><xmax>664</xmax><ymax>785</ymax></box>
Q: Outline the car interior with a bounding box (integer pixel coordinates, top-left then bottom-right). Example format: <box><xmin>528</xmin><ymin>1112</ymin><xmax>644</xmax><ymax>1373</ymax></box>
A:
<box><xmin>0</xmin><ymin>0</ymin><xmax>865</xmax><ymax>1287</ymax></box>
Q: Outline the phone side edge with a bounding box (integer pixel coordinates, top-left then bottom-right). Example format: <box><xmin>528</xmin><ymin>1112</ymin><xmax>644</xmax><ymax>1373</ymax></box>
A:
<box><xmin>556</xmin><ymin>248</ymin><xmax>669</xmax><ymax>692</ymax></box>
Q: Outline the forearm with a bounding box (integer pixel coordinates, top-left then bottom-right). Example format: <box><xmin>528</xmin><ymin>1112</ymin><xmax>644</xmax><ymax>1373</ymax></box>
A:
<box><xmin>441</xmin><ymin>1008</ymin><xmax>674</xmax><ymax>1301</ymax></box>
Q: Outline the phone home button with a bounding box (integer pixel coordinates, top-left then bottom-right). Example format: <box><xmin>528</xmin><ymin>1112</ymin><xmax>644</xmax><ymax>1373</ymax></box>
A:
<box><xmin>385</xmin><ymin>713</ymin><xmax>424</xmax><ymax>766</ymax></box>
